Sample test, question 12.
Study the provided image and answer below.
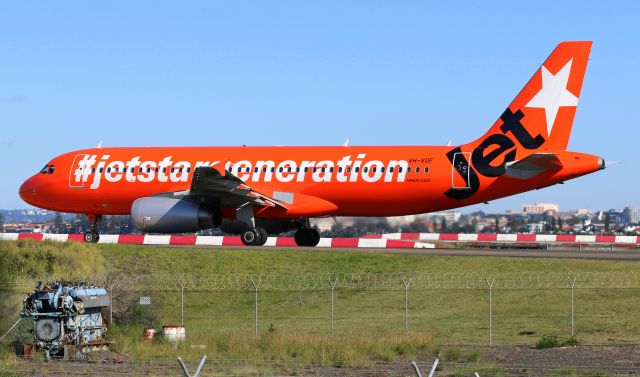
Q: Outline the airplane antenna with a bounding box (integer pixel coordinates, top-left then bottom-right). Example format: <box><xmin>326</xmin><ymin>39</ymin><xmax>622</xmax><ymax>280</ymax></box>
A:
<box><xmin>96</xmin><ymin>140</ymin><xmax>103</xmax><ymax>148</ymax></box>
<box><xmin>447</xmin><ymin>140</ymin><xmax>452</xmax><ymax>147</ymax></box>
<box><xmin>342</xmin><ymin>138</ymin><xmax>350</xmax><ymax>147</ymax></box>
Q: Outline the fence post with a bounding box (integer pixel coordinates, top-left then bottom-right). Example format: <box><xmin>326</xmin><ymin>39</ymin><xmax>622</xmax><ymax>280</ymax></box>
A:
<box><xmin>250</xmin><ymin>277</ymin><xmax>262</xmax><ymax>337</ymax></box>
<box><xmin>485</xmin><ymin>277</ymin><xmax>495</xmax><ymax>347</ymax></box>
<box><xmin>329</xmin><ymin>276</ymin><xmax>338</xmax><ymax>338</ymax></box>
<box><xmin>402</xmin><ymin>276</ymin><xmax>412</xmax><ymax>332</ymax></box>
<box><xmin>177</xmin><ymin>278</ymin><xmax>187</xmax><ymax>327</ymax></box>
<box><xmin>107</xmin><ymin>284</ymin><xmax>114</xmax><ymax>326</ymax></box>
<box><xmin>567</xmin><ymin>276</ymin><xmax>576</xmax><ymax>337</ymax></box>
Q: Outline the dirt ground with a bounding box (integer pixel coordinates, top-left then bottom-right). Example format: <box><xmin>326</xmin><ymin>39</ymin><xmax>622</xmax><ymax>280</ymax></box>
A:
<box><xmin>7</xmin><ymin>345</ymin><xmax>640</xmax><ymax>376</ymax></box>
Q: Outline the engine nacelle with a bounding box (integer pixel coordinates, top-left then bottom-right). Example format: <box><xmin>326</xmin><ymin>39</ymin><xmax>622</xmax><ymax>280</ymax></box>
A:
<box><xmin>131</xmin><ymin>197</ymin><xmax>219</xmax><ymax>233</ymax></box>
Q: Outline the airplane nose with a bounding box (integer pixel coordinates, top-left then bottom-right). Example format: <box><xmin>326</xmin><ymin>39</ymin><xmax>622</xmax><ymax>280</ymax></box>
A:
<box><xmin>19</xmin><ymin>176</ymin><xmax>40</xmax><ymax>204</ymax></box>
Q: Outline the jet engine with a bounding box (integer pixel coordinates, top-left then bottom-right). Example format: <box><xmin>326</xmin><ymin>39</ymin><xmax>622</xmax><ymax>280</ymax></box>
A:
<box><xmin>131</xmin><ymin>197</ymin><xmax>220</xmax><ymax>233</ymax></box>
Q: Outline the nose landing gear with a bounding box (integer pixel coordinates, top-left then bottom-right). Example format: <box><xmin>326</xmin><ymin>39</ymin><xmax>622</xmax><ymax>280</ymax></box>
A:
<box><xmin>83</xmin><ymin>214</ymin><xmax>102</xmax><ymax>243</ymax></box>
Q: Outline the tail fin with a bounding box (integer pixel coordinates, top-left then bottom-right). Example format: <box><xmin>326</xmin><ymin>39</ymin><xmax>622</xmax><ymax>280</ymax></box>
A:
<box><xmin>470</xmin><ymin>41</ymin><xmax>592</xmax><ymax>151</ymax></box>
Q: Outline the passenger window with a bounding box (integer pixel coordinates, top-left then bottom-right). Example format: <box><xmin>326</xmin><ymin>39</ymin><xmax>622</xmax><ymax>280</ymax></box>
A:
<box><xmin>187</xmin><ymin>167</ymin><xmax>191</xmax><ymax>173</ymax></box>
<box><xmin>279</xmin><ymin>167</ymin><xmax>283</xmax><ymax>172</ymax></box>
<box><xmin>107</xmin><ymin>168</ymin><xmax>111</xmax><ymax>173</ymax></box>
<box><xmin>321</xmin><ymin>167</ymin><xmax>326</xmax><ymax>173</ymax></box>
<box><xmin>416</xmin><ymin>167</ymin><xmax>420</xmax><ymax>173</ymax></box>
<box><xmin>100</xmin><ymin>168</ymin><xmax>104</xmax><ymax>173</ymax></box>
<box><xmin>92</xmin><ymin>168</ymin><xmax>96</xmax><ymax>173</ymax></box>
<box><xmin>407</xmin><ymin>167</ymin><xmax>412</xmax><ymax>173</ymax></box>
<box><xmin>270</xmin><ymin>167</ymin><xmax>275</xmax><ymax>172</ymax></box>
<box><xmin>424</xmin><ymin>167</ymin><xmax>429</xmax><ymax>173</ymax></box>
<box><xmin>372</xmin><ymin>167</ymin><xmax>376</xmax><ymax>173</ymax></box>
<box><xmin>304</xmin><ymin>167</ymin><xmax>309</xmax><ymax>172</ymax></box>
<box><xmin>48</xmin><ymin>165</ymin><xmax>55</xmax><ymax>174</ymax></box>
<box><xmin>347</xmin><ymin>167</ymin><xmax>351</xmax><ymax>172</ymax></box>
<box><xmin>163</xmin><ymin>167</ymin><xmax>167</xmax><ymax>173</ymax></box>
<box><xmin>296</xmin><ymin>167</ymin><xmax>300</xmax><ymax>172</ymax></box>
<box><xmin>287</xmin><ymin>167</ymin><xmax>292</xmax><ymax>172</ymax></box>
<box><xmin>355</xmin><ymin>167</ymin><xmax>360</xmax><ymax>173</ymax></box>
<box><xmin>381</xmin><ymin>167</ymin><xmax>385</xmax><ymax>172</ymax></box>
<box><xmin>330</xmin><ymin>167</ymin><xmax>334</xmax><ymax>173</ymax></box>
<box><xmin>363</xmin><ymin>167</ymin><xmax>369</xmax><ymax>173</ymax></box>
<box><xmin>246</xmin><ymin>167</ymin><xmax>250</xmax><ymax>172</ymax></box>
<box><xmin>338</xmin><ymin>167</ymin><xmax>343</xmax><ymax>173</ymax></box>
<box><xmin>398</xmin><ymin>167</ymin><xmax>403</xmax><ymax>173</ymax></box>
<box><xmin>389</xmin><ymin>167</ymin><xmax>394</xmax><ymax>173</ymax></box>
<box><xmin>254</xmin><ymin>167</ymin><xmax>259</xmax><ymax>173</ymax></box>
<box><xmin>146</xmin><ymin>168</ymin><xmax>151</xmax><ymax>173</ymax></box>
<box><xmin>263</xmin><ymin>167</ymin><xmax>267</xmax><ymax>172</ymax></box>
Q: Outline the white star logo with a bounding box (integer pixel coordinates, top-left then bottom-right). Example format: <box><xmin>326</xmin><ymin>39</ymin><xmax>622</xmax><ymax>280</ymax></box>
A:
<box><xmin>525</xmin><ymin>59</ymin><xmax>578</xmax><ymax>136</ymax></box>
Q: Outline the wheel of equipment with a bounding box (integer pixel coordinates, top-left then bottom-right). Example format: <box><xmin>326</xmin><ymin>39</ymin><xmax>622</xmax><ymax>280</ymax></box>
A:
<box><xmin>93</xmin><ymin>231</ymin><xmax>100</xmax><ymax>243</ymax></box>
<box><xmin>241</xmin><ymin>227</ymin><xmax>259</xmax><ymax>246</ymax></box>
<box><xmin>256</xmin><ymin>227</ymin><xmax>268</xmax><ymax>246</ymax></box>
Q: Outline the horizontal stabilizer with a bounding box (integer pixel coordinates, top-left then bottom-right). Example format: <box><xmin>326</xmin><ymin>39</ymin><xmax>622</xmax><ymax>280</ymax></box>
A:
<box><xmin>505</xmin><ymin>153</ymin><xmax>563</xmax><ymax>179</ymax></box>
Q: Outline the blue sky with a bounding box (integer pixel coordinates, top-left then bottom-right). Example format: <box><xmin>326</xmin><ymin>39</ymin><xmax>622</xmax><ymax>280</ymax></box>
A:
<box><xmin>1</xmin><ymin>1</ymin><xmax>638</xmax><ymax>212</ymax></box>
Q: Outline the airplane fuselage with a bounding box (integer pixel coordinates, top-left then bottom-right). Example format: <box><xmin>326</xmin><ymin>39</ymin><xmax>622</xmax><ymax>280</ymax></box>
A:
<box><xmin>20</xmin><ymin>145</ymin><xmax>602</xmax><ymax>218</ymax></box>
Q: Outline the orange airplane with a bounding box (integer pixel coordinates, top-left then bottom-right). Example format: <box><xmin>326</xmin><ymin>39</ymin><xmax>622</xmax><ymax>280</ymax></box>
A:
<box><xmin>19</xmin><ymin>41</ymin><xmax>603</xmax><ymax>246</ymax></box>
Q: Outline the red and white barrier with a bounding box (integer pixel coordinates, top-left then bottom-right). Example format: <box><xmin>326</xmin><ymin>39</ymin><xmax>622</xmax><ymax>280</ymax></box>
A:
<box><xmin>3</xmin><ymin>232</ymin><xmax>638</xmax><ymax>248</ymax></box>
<box><xmin>0</xmin><ymin>233</ymin><xmax>433</xmax><ymax>249</ymax></box>
<box><xmin>364</xmin><ymin>232</ymin><xmax>640</xmax><ymax>245</ymax></box>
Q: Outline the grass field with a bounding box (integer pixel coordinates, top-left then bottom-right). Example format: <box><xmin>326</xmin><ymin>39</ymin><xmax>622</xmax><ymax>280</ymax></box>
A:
<box><xmin>2</xmin><ymin>240</ymin><xmax>640</xmax><ymax>376</ymax></box>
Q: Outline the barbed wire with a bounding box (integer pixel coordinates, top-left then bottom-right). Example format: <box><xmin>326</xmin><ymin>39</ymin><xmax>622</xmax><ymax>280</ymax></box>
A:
<box><xmin>3</xmin><ymin>271</ymin><xmax>640</xmax><ymax>291</ymax></box>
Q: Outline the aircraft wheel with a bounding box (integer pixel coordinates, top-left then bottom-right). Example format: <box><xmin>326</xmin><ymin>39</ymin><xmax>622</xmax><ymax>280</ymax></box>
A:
<box><xmin>294</xmin><ymin>228</ymin><xmax>320</xmax><ymax>247</ymax></box>
<box><xmin>84</xmin><ymin>231</ymin><xmax>99</xmax><ymax>243</ymax></box>
<box><xmin>309</xmin><ymin>228</ymin><xmax>320</xmax><ymax>246</ymax></box>
<box><xmin>256</xmin><ymin>227</ymin><xmax>268</xmax><ymax>246</ymax></box>
<box><xmin>241</xmin><ymin>227</ymin><xmax>260</xmax><ymax>246</ymax></box>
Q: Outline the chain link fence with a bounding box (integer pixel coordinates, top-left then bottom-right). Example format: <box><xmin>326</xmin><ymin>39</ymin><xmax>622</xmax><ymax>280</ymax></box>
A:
<box><xmin>3</xmin><ymin>271</ymin><xmax>640</xmax><ymax>347</ymax></box>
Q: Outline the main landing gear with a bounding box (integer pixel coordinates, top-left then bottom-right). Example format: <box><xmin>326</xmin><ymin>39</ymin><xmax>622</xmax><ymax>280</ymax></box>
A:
<box><xmin>293</xmin><ymin>218</ymin><xmax>320</xmax><ymax>247</ymax></box>
<box><xmin>241</xmin><ymin>226</ymin><xmax>268</xmax><ymax>246</ymax></box>
<box><xmin>294</xmin><ymin>228</ymin><xmax>320</xmax><ymax>247</ymax></box>
<box><xmin>84</xmin><ymin>214</ymin><xmax>102</xmax><ymax>243</ymax></box>
<box><xmin>238</xmin><ymin>205</ymin><xmax>268</xmax><ymax>246</ymax></box>
<box><xmin>236</xmin><ymin>205</ymin><xmax>320</xmax><ymax>247</ymax></box>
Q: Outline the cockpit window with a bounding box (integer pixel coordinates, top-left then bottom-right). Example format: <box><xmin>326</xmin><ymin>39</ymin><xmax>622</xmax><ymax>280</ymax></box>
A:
<box><xmin>48</xmin><ymin>165</ymin><xmax>55</xmax><ymax>174</ymax></box>
<box><xmin>40</xmin><ymin>165</ymin><xmax>49</xmax><ymax>174</ymax></box>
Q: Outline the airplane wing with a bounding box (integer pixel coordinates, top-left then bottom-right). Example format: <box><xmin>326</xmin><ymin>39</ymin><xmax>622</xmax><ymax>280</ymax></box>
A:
<box><xmin>187</xmin><ymin>167</ymin><xmax>288</xmax><ymax>209</ymax></box>
<box><xmin>505</xmin><ymin>153</ymin><xmax>563</xmax><ymax>179</ymax></box>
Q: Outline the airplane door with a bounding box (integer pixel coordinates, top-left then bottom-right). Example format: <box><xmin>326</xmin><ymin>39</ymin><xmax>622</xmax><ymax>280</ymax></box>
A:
<box><xmin>451</xmin><ymin>152</ymin><xmax>472</xmax><ymax>189</ymax></box>
<box><xmin>69</xmin><ymin>154</ymin><xmax>89</xmax><ymax>189</ymax></box>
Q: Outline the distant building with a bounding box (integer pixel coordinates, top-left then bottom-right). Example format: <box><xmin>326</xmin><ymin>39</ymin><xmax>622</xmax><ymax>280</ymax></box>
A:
<box><xmin>624</xmin><ymin>207</ymin><xmax>640</xmax><ymax>225</ymax></box>
<box><xmin>422</xmin><ymin>211</ymin><xmax>461</xmax><ymax>223</ymax></box>
<box><xmin>522</xmin><ymin>203</ymin><xmax>559</xmax><ymax>214</ymax></box>
<box><xmin>574</xmin><ymin>208</ymin><xmax>591</xmax><ymax>217</ymax></box>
